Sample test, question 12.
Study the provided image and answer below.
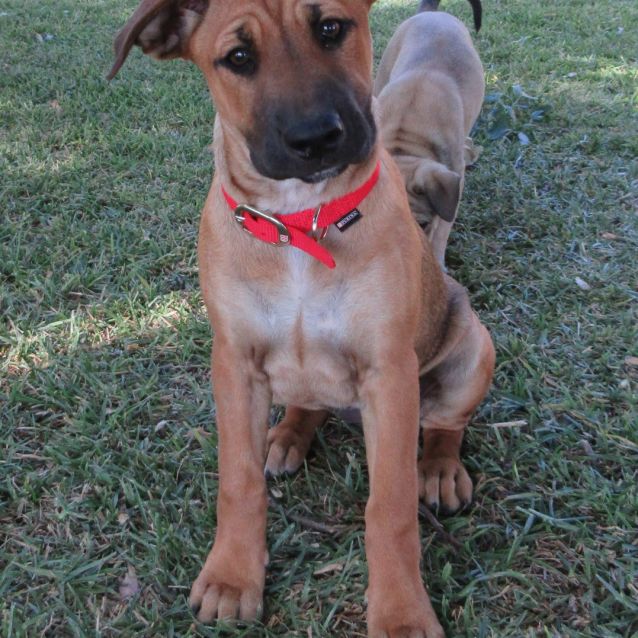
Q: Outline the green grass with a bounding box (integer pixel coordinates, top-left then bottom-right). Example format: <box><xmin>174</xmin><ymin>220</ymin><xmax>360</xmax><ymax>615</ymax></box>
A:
<box><xmin>1</xmin><ymin>0</ymin><xmax>637</xmax><ymax>636</ymax></box>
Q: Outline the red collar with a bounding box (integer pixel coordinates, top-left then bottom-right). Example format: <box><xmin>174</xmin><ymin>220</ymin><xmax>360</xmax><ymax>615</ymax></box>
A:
<box><xmin>221</xmin><ymin>161</ymin><xmax>380</xmax><ymax>269</ymax></box>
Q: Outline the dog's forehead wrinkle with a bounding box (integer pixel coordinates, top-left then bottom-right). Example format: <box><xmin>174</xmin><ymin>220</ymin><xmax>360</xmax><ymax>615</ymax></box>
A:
<box><xmin>304</xmin><ymin>0</ymin><xmax>353</xmax><ymax>17</ymax></box>
<box><xmin>235</xmin><ymin>0</ymin><xmax>304</xmax><ymax>27</ymax></box>
<box><xmin>389</xmin><ymin>121</ymin><xmax>445</xmax><ymax>166</ymax></box>
<box><xmin>308</xmin><ymin>3</ymin><xmax>321</xmax><ymax>24</ymax></box>
<box><xmin>212</xmin><ymin>4</ymin><xmax>274</xmax><ymax>50</ymax></box>
<box><xmin>236</xmin><ymin>26</ymin><xmax>254</xmax><ymax>44</ymax></box>
<box><xmin>223</xmin><ymin>0</ymin><xmax>358</xmax><ymax>41</ymax></box>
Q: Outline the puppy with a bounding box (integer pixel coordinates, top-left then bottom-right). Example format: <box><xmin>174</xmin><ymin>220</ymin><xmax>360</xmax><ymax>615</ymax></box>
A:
<box><xmin>109</xmin><ymin>1</ymin><xmax>495</xmax><ymax>635</ymax></box>
<box><xmin>374</xmin><ymin>1</ymin><xmax>485</xmax><ymax>264</ymax></box>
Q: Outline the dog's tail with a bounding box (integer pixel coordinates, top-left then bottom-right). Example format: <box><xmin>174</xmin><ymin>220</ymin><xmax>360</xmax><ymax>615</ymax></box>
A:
<box><xmin>418</xmin><ymin>0</ymin><xmax>441</xmax><ymax>10</ymax></box>
<box><xmin>418</xmin><ymin>0</ymin><xmax>482</xmax><ymax>32</ymax></box>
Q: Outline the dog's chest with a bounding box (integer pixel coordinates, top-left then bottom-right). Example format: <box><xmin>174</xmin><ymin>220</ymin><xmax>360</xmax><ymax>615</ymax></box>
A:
<box><xmin>250</xmin><ymin>252</ymin><xmax>358</xmax><ymax>410</ymax></box>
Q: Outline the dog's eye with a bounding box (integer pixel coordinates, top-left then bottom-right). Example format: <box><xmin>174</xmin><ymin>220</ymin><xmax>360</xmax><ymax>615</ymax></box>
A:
<box><xmin>319</xmin><ymin>20</ymin><xmax>341</xmax><ymax>41</ymax></box>
<box><xmin>227</xmin><ymin>47</ymin><xmax>252</xmax><ymax>68</ymax></box>
<box><xmin>218</xmin><ymin>46</ymin><xmax>257</xmax><ymax>75</ymax></box>
<box><xmin>316</xmin><ymin>19</ymin><xmax>350</xmax><ymax>49</ymax></box>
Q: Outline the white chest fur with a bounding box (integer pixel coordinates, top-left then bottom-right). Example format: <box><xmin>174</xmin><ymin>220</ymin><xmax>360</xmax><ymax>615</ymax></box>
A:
<box><xmin>250</xmin><ymin>250</ymin><xmax>358</xmax><ymax>410</ymax></box>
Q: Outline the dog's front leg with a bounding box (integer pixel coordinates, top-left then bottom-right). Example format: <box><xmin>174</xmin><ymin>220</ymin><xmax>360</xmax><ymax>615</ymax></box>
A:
<box><xmin>361</xmin><ymin>350</ymin><xmax>445</xmax><ymax>638</ymax></box>
<box><xmin>190</xmin><ymin>337</ymin><xmax>270</xmax><ymax>623</ymax></box>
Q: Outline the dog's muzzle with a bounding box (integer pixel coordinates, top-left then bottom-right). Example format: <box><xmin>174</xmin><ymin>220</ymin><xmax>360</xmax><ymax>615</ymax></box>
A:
<box><xmin>282</xmin><ymin>112</ymin><xmax>345</xmax><ymax>162</ymax></box>
<box><xmin>248</xmin><ymin>85</ymin><xmax>376</xmax><ymax>182</ymax></box>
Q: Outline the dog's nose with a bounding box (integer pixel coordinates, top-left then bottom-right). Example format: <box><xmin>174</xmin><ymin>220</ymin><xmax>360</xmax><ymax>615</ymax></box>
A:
<box><xmin>283</xmin><ymin>113</ymin><xmax>344</xmax><ymax>160</ymax></box>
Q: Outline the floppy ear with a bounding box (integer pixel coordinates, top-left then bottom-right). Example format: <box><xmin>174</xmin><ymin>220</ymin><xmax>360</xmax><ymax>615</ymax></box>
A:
<box><xmin>107</xmin><ymin>0</ymin><xmax>208</xmax><ymax>80</ymax></box>
<box><xmin>414</xmin><ymin>162</ymin><xmax>461</xmax><ymax>223</ymax></box>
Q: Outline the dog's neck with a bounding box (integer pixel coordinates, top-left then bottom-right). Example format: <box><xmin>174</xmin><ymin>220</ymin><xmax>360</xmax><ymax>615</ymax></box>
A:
<box><xmin>213</xmin><ymin>116</ymin><xmax>379</xmax><ymax>215</ymax></box>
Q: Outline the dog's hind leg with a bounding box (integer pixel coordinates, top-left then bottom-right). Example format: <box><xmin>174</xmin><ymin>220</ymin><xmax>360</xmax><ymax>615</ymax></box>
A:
<box><xmin>464</xmin><ymin>137</ymin><xmax>481</xmax><ymax>167</ymax></box>
<box><xmin>265</xmin><ymin>406</ymin><xmax>329</xmax><ymax>477</ymax></box>
<box><xmin>418</xmin><ymin>281</ymin><xmax>495</xmax><ymax>514</ymax></box>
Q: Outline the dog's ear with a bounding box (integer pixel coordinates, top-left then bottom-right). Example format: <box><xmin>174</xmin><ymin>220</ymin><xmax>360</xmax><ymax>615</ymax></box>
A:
<box><xmin>413</xmin><ymin>162</ymin><xmax>461</xmax><ymax>223</ymax></box>
<box><xmin>107</xmin><ymin>0</ymin><xmax>208</xmax><ymax>80</ymax></box>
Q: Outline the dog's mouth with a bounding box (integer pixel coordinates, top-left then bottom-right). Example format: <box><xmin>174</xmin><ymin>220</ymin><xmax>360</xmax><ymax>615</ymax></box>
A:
<box><xmin>300</xmin><ymin>164</ymin><xmax>347</xmax><ymax>184</ymax></box>
<box><xmin>249</xmin><ymin>116</ymin><xmax>375</xmax><ymax>182</ymax></box>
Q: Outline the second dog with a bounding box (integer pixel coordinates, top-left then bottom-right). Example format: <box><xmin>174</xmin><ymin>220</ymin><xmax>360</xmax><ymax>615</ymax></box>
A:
<box><xmin>374</xmin><ymin>2</ymin><xmax>485</xmax><ymax>264</ymax></box>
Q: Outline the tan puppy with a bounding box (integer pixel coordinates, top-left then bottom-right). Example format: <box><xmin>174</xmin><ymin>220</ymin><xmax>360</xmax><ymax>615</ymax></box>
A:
<box><xmin>109</xmin><ymin>1</ymin><xmax>495</xmax><ymax>636</ymax></box>
<box><xmin>374</xmin><ymin>3</ymin><xmax>485</xmax><ymax>265</ymax></box>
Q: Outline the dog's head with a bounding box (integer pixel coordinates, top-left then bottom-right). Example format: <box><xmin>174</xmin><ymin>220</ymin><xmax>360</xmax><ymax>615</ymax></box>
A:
<box><xmin>393</xmin><ymin>155</ymin><xmax>461</xmax><ymax>224</ymax></box>
<box><xmin>108</xmin><ymin>0</ymin><xmax>377</xmax><ymax>183</ymax></box>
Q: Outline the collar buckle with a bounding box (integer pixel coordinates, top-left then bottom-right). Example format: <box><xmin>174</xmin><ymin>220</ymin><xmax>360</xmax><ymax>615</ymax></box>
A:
<box><xmin>234</xmin><ymin>204</ymin><xmax>291</xmax><ymax>246</ymax></box>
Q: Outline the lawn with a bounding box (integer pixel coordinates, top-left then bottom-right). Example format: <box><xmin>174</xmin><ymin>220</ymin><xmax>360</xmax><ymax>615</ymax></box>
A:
<box><xmin>1</xmin><ymin>0</ymin><xmax>636</xmax><ymax>636</ymax></box>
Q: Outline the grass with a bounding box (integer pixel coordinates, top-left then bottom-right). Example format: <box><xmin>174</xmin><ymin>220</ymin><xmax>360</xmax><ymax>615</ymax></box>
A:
<box><xmin>1</xmin><ymin>0</ymin><xmax>636</xmax><ymax>636</ymax></box>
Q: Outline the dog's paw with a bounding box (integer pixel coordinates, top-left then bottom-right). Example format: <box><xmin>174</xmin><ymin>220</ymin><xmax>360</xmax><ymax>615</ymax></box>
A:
<box><xmin>369</xmin><ymin>625</ymin><xmax>444</xmax><ymax>638</ymax></box>
<box><xmin>189</xmin><ymin>561</ymin><xmax>263</xmax><ymax>623</ymax></box>
<box><xmin>464</xmin><ymin>136</ymin><xmax>482</xmax><ymax>167</ymax></box>
<box><xmin>264</xmin><ymin>424</ymin><xmax>312</xmax><ymax>477</ymax></box>
<box><xmin>367</xmin><ymin>582</ymin><xmax>445</xmax><ymax>638</ymax></box>
<box><xmin>368</xmin><ymin>609</ymin><xmax>445</xmax><ymax>638</ymax></box>
<box><xmin>418</xmin><ymin>456</ymin><xmax>472</xmax><ymax>515</ymax></box>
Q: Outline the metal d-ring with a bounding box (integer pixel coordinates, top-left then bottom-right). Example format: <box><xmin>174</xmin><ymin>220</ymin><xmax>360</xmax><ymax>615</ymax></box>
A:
<box><xmin>311</xmin><ymin>205</ymin><xmax>329</xmax><ymax>241</ymax></box>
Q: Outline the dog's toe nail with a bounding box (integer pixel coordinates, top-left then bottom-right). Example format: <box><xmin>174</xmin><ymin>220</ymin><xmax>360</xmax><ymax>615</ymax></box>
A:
<box><xmin>440</xmin><ymin>504</ymin><xmax>454</xmax><ymax>517</ymax></box>
<box><xmin>428</xmin><ymin>501</ymin><xmax>439</xmax><ymax>513</ymax></box>
<box><xmin>264</xmin><ymin>468</ymin><xmax>273</xmax><ymax>480</ymax></box>
<box><xmin>190</xmin><ymin>601</ymin><xmax>201</xmax><ymax>615</ymax></box>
